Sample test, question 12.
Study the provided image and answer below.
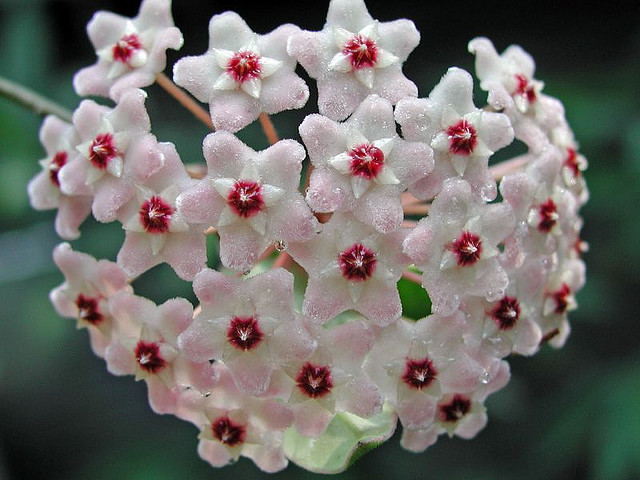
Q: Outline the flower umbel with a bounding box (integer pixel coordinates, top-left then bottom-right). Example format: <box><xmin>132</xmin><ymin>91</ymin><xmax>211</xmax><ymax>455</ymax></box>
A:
<box><xmin>28</xmin><ymin>0</ymin><xmax>588</xmax><ymax>474</ymax></box>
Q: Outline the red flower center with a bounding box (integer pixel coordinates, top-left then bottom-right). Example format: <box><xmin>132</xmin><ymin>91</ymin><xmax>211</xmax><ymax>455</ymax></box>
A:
<box><xmin>227</xmin><ymin>180</ymin><xmax>264</xmax><ymax>218</ymax></box>
<box><xmin>338</xmin><ymin>243</ymin><xmax>377</xmax><ymax>281</ymax></box>
<box><xmin>343</xmin><ymin>34</ymin><xmax>378</xmax><ymax>69</ymax></box>
<box><xmin>449</xmin><ymin>231</ymin><xmax>482</xmax><ymax>266</ymax></box>
<box><xmin>89</xmin><ymin>133</ymin><xmax>119</xmax><ymax>170</ymax></box>
<box><xmin>49</xmin><ymin>151</ymin><xmax>68</xmax><ymax>187</ymax></box>
<box><xmin>296</xmin><ymin>362</ymin><xmax>333</xmax><ymax>398</ymax></box>
<box><xmin>134</xmin><ymin>341</ymin><xmax>166</xmax><ymax>374</ymax></box>
<box><xmin>139</xmin><ymin>196</ymin><xmax>174</xmax><ymax>234</ymax></box>
<box><xmin>538</xmin><ymin>198</ymin><xmax>558</xmax><ymax>233</ymax></box>
<box><xmin>227</xmin><ymin>51</ymin><xmax>262</xmax><ymax>84</ymax></box>
<box><xmin>348</xmin><ymin>143</ymin><xmax>385</xmax><ymax>179</ymax></box>
<box><xmin>75</xmin><ymin>294</ymin><xmax>103</xmax><ymax>325</ymax></box>
<box><xmin>112</xmin><ymin>33</ymin><xmax>143</xmax><ymax>64</ymax></box>
<box><xmin>551</xmin><ymin>283</ymin><xmax>572</xmax><ymax>314</ymax></box>
<box><xmin>565</xmin><ymin>148</ymin><xmax>581</xmax><ymax>177</ymax></box>
<box><xmin>402</xmin><ymin>357</ymin><xmax>437</xmax><ymax>390</ymax></box>
<box><xmin>514</xmin><ymin>74</ymin><xmax>537</xmax><ymax>104</ymax></box>
<box><xmin>446</xmin><ymin>119</ymin><xmax>478</xmax><ymax>156</ymax></box>
<box><xmin>211</xmin><ymin>416</ymin><xmax>246</xmax><ymax>446</ymax></box>
<box><xmin>491</xmin><ymin>296</ymin><xmax>520</xmax><ymax>330</ymax></box>
<box><xmin>438</xmin><ymin>394</ymin><xmax>472</xmax><ymax>422</ymax></box>
<box><xmin>227</xmin><ymin>316</ymin><xmax>263</xmax><ymax>351</ymax></box>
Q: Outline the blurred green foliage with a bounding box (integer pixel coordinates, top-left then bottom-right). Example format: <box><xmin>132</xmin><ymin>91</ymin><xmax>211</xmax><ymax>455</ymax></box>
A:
<box><xmin>1</xmin><ymin>1</ymin><xmax>639</xmax><ymax>479</ymax></box>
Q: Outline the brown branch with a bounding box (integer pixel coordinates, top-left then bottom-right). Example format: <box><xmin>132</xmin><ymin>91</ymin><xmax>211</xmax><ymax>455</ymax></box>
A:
<box><xmin>155</xmin><ymin>73</ymin><xmax>214</xmax><ymax>131</ymax></box>
<box><xmin>259</xmin><ymin>112</ymin><xmax>279</xmax><ymax>145</ymax></box>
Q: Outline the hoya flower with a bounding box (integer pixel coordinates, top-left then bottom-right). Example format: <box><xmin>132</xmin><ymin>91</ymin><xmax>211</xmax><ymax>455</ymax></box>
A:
<box><xmin>49</xmin><ymin>243</ymin><xmax>133</xmax><ymax>357</ymax></box>
<box><xmin>116</xmin><ymin>141</ymin><xmax>206</xmax><ymax>281</ymax></box>
<box><xmin>177</xmin><ymin>268</ymin><xmax>315</xmax><ymax>396</ymax></box>
<box><xmin>288</xmin><ymin>213</ymin><xmax>408</xmax><ymax>325</ymax></box>
<box><xmin>288</xmin><ymin>0</ymin><xmax>419</xmax><ymax>120</ymax></box>
<box><xmin>468</xmin><ymin>37</ymin><xmax>566</xmax><ymax>151</ymax></box>
<box><xmin>284</xmin><ymin>318</ymin><xmax>382</xmax><ymax>437</ymax></box>
<box><xmin>500</xmin><ymin>146</ymin><xmax>579</xmax><ymax>262</ymax></box>
<box><xmin>403</xmin><ymin>178</ymin><xmax>515</xmax><ymax>315</ymax></box>
<box><xmin>104</xmin><ymin>291</ymin><xmax>218</xmax><ymax>415</ymax></box>
<box><xmin>461</xmin><ymin>259</ymin><xmax>545</xmax><ymax>358</ymax></box>
<box><xmin>365</xmin><ymin>313</ymin><xmax>492</xmax><ymax>433</ymax></box>
<box><xmin>177</xmin><ymin>131</ymin><xmax>318</xmax><ymax>271</ymax></box>
<box><xmin>58</xmin><ymin>89</ymin><xmax>165</xmax><ymax>223</ymax></box>
<box><xmin>551</xmin><ymin>123</ymin><xmax>589</xmax><ymax>206</ymax></box>
<box><xmin>537</xmin><ymin>257</ymin><xmax>585</xmax><ymax>348</ymax></box>
<box><xmin>173</xmin><ymin>11</ymin><xmax>308</xmax><ymax>132</ymax></box>
<box><xmin>395</xmin><ymin>67</ymin><xmax>514</xmax><ymax>202</ymax></box>
<box><xmin>27</xmin><ymin>115</ymin><xmax>92</xmax><ymax>240</ymax></box>
<box><xmin>74</xmin><ymin>0</ymin><xmax>183</xmax><ymax>101</ymax></box>
<box><xmin>195</xmin><ymin>365</ymin><xmax>294</xmax><ymax>472</ymax></box>
<box><xmin>299</xmin><ymin>94</ymin><xmax>433</xmax><ymax>233</ymax></box>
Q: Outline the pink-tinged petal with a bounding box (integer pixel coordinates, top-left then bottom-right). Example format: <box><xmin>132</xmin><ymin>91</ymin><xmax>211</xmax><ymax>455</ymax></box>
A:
<box><xmin>117</xmin><ymin>232</ymin><xmax>161</xmax><ymax>279</ymax></box>
<box><xmin>72</xmin><ymin>100</ymin><xmax>110</xmax><ymax>139</ymax></box>
<box><xmin>154</xmin><ymin>297</ymin><xmax>194</xmax><ymax>341</ymax></box>
<box><xmin>305</xmin><ymin>167</ymin><xmax>349</xmax><ymax>212</ymax></box>
<box><xmin>74</xmin><ymin>62</ymin><xmax>114</xmax><ymax>98</ymax></box>
<box><xmin>377</xmin><ymin>19</ymin><xmax>420</xmax><ymax>59</ymax></box>
<box><xmin>39</xmin><ymin>115</ymin><xmax>73</xmax><ymax>152</ymax></box>
<box><xmin>260</xmin><ymin>72</ymin><xmax>309</xmax><ymax>114</ymax></box>
<box><xmin>293</xmin><ymin>400</ymin><xmax>334</xmax><ymax>437</ymax></box>
<box><xmin>326</xmin><ymin>0</ymin><xmax>374</xmax><ymax>29</ymax></box>
<box><xmin>55</xmin><ymin>195</ymin><xmax>93</xmax><ymax>240</ymax></box>
<box><xmin>326</xmin><ymin>320</ymin><xmax>373</xmax><ymax>369</ymax></box>
<box><xmin>397</xmin><ymin>388</ymin><xmax>437</xmax><ymax>430</ymax></box>
<box><xmin>91</xmin><ymin>175</ymin><xmax>135</xmax><ymax>222</ymax></box>
<box><xmin>177</xmin><ymin>180</ymin><xmax>224</xmax><ymax>225</ymax></box>
<box><xmin>192</xmin><ymin>268</ymin><xmax>237</xmax><ymax>306</ymax></box>
<box><xmin>243</xmin><ymin>443</ymin><xmax>288</xmax><ymax>473</ymax></box>
<box><xmin>146</xmin><ymin>376</ymin><xmax>180</xmax><ymax>414</ymax></box>
<box><xmin>338</xmin><ymin>374</ymin><xmax>383</xmax><ymax>418</ymax></box>
<box><xmin>202</xmin><ymin>131</ymin><xmax>253</xmax><ymax>177</ymax></box>
<box><xmin>400</xmin><ymin>425</ymin><xmax>440</xmax><ymax>453</ymax></box>
<box><xmin>161</xmin><ymin>231</ymin><xmax>207</xmax><ymax>281</ymax></box>
<box><xmin>105</xmin><ymin>341</ymin><xmax>137</xmax><ymax>376</ymax></box>
<box><xmin>403</xmin><ymin>221</ymin><xmax>436</xmax><ymax>265</ymax></box>
<box><xmin>370</xmin><ymin>65</ymin><xmax>418</xmax><ymax>105</ymax></box>
<box><xmin>109</xmin><ymin>70</ymin><xmax>158</xmax><ymax>102</ymax></box>
<box><xmin>27</xmin><ymin>172</ymin><xmax>60</xmax><ymax>210</ymax></box>
<box><xmin>197</xmin><ymin>439</ymin><xmax>233</xmax><ymax>467</ymax></box>
<box><xmin>260</xmin><ymin>139</ymin><xmax>305</xmax><ymax>189</ymax></box>
<box><xmin>172</xmin><ymin>55</ymin><xmax>215</xmax><ymax>103</ymax></box>
<box><xmin>477</xmin><ymin>111</ymin><xmax>515</xmax><ymax>152</ymax></box>
<box><xmin>302</xmin><ymin>275</ymin><xmax>352</xmax><ymax>324</ymax></box>
<box><xmin>209</xmin><ymin>91</ymin><xmax>259</xmax><ymax>133</ymax></box>
<box><xmin>218</xmin><ymin>223</ymin><xmax>266</xmax><ymax>272</ymax></box>
<box><xmin>299</xmin><ymin>113</ymin><xmax>346</xmax><ymax>165</ymax></box>
<box><xmin>57</xmin><ymin>156</ymin><xmax>91</xmax><ymax>197</ymax></box>
<box><xmin>268</xmin><ymin>196</ymin><xmax>318</xmax><ymax>243</ymax></box>
<box><xmin>356</xmin><ymin>279</ymin><xmax>402</xmax><ymax>326</ymax></box>
<box><xmin>177</xmin><ymin>317</ymin><xmax>225</xmax><ymax>363</ymax></box>
<box><xmin>225</xmin><ymin>352</ymin><xmax>273</xmax><ymax>395</ymax></box>
<box><xmin>107</xmin><ymin>88</ymin><xmax>151</xmax><ymax>134</ymax></box>
<box><xmin>122</xmin><ymin>133</ymin><xmax>164</xmax><ymax>183</ymax></box>
<box><xmin>247</xmin><ymin>268</ymin><xmax>294</xmax><ymax>315</ymax></box>
<box><xmin>358</xmin><ymin>186</ymin><xmax>403</xmax><ymax>233</ymax></box>
<box><xmin>316</xmin><ymin>74</ymin><xmax>366</xmax><ymax>121</ymax></box>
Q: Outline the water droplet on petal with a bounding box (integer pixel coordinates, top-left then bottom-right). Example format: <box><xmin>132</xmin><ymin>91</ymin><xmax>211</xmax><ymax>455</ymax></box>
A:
<box><xmin>274</xmin><ymin>239</ymin><xmax>287</xmax><ymax>252</ymax></box>
<box><xmin>479</xmin><ymin>370</ymin><xmax>490</xmax><ymax>384</ymax></box>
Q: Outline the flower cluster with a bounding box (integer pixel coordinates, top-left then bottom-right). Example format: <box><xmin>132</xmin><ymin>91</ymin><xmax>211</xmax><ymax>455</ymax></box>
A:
<box><xmin>28</xmin><ymin>0</ymin><xmax>588</xmax><ymax>473</ymax></box>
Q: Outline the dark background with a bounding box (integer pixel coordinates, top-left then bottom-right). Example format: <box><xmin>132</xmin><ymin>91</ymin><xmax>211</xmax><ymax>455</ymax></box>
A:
<box><xmin>1</xmin><ymin>1</ymin><xmax>639</xmax><ymax>479</ymax></box>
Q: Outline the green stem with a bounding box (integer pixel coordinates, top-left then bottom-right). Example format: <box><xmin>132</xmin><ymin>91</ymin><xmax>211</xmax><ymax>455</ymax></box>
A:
<box><xmin>0</xmin><ymin>75</ymin><xmax>73</xmax><ymax>122</ymax></box>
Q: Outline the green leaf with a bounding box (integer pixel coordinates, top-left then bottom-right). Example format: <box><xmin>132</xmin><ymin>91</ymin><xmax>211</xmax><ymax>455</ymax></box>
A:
<box><xmin>398</xmin><ymin>276</ymin><xmax>431</xmax><ymax>320</ymax></box>
<box><xmin>283</xmin><ymin>402</ymin><xmax>397</xmax><ymax>474</ymax></box>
